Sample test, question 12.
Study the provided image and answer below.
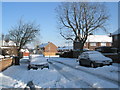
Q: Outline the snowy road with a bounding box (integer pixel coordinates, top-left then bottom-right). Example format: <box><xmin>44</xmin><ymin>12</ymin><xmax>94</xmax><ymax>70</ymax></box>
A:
<box><xmin>48</xmin><ymin>57</ymin><xmax>119</xmax><ymax>88</ymax></box>
<box><xmin>50</xmin><ymin>59</ymin><xmax>120</xmax><ymax>85</ymax></box>
<box><xmin>0</xmin><ymin>56</ymin><xmax>119</xmax><ymax>88</ymax></box>
<box><xmin>48</xmin><ymin>61</ymin><xmax>93</xmax><ymax>88</ymax></box>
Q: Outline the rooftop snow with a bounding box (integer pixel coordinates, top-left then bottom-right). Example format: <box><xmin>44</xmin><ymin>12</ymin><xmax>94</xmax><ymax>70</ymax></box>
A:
<box><xmin>39</xmin><ymin>43</ymin><xmax>49</xmax><ymax>48</ymax></box>
<box><xmin>0</xmin><ymin>40</ymin><xmax>16</xmax><ymax>46</ymax></box>
<box><xmin>83</xmin><ymin>51</ymin><xmax>101</xmax><ymax>54</ymax></box>
<box><xmin>86</xmin><ymin>35</ymin><xmax>112</xmax><ymax>42</ymax></box>
<box><xmin>58</xmin><ymin>46</ymin><xmax>73</xmax><ymax>50</ymax></box>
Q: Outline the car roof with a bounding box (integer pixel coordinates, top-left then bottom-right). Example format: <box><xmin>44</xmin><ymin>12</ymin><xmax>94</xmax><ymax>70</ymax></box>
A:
<box><xmin>83</xmin><ymin>51</ymin><xmax>101</xmax><ymax>54</ymax></box>
<box><xmin>95</xmin><ymin>46</ymin><xmax>112</xmax><ymax>49</ymax></box>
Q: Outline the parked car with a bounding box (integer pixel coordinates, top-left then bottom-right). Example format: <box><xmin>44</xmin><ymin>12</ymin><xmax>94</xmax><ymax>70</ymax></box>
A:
<box><xmin>95</xmin><ymin>46</ymin><xmax>118</xmax><ymax>53</ymax></box>
<box><xmin>78</xmin><ymin>51</ymin><xmax>112</xmax><ymax>68</ymax></box>
<box><xmin>28</xmin><ymin>56</ymin><xmax>49</xmax><ymax>70</ymax></box>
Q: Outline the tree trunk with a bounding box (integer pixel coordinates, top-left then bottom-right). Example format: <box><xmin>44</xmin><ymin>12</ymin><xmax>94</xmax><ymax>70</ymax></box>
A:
<box><xmin>15</xmin><ymin>49</ymin><xmax>21</xmax><ymax>65</ymax></box>
<box><xmin>73</xmin><ymin>41</ymin><xmax>84</xmax><ymax>50</ymax></box>
<box><xmin>73</xmin><ymin>41</ymin><xmax>84</xmax><ymax>58</ymax></box>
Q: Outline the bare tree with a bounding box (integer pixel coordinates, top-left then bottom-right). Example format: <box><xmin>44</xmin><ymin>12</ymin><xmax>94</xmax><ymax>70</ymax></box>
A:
<box><xmin>32</xmin><ymin>36</ymin><xmax>41</xmax><ymax>48</ymax></box>
<box><xmin>56</xmin><ymin>2</ymin><xmax>109</xmax><ymax>50</ymax></box>
<box><xmin>8</xmin><ymin>19</ymin><xmax>40</xmax><ymax>58</ymax></box>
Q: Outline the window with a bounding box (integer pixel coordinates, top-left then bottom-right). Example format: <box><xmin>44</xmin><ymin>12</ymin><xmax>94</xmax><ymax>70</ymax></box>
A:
<box><xmin>90</xmin><ymin>43</ymin><xmax>96</xmax><ymax>46</ymax></box>
<box><xmin>101</xmin><ymin>43</ymin><xmax>106</xmax><ymax>46</ymax></box>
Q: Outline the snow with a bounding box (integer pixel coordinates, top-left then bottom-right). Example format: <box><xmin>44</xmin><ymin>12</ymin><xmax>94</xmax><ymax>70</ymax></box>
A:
<box><xmin>39</xmin><ymin>43</ymin><xmax>49</xmax><ymax>48</ymax></box>
<box><xmin>0</xmin><ymin>47</ymin><xmax>11</xmax><ymax>49</ymax></box>
<box><xmin>89</xmin><ymin>54</ymin><xmax>111</xmax><ymax>61</ymax></box>
<box><xmin>0</xmin><ymin>55</ymin><xmax>119</xmax><ymax>88</ymax></box>
<box><xmin>58</xmin><ymin>46</ymin><xmax>73</xmax><ymax>51</ymax></box>
<box><xmin>30</xmin><ymin>54</ymin><xmax>42</xmax><ymax>58</ymax></box>
<box><xmin>20</xmin><ymin>49</ymin><xmax>29</xmax><ymax>53</ymax></box>
<box><xmin>86</xmin><ymin>35</ymin><xmax>112</xmax><ymax>42</ymax></box>
<box><xmin>0</xmin><ymin>55</ymin><xmax>4</xmax><ymax>59</ymax></box>
<box><xmin>4</xmin><ymin>55</ymin><xmax>10</xmax><ymax>58</ymax></box>
<box><xmin>103</xmin><ymin>53</ymin><xmax>118</xmax><ymax>55</ymax></box>
<box><xmin>80</xmin><ymin>51</ymin><xmax>112</xmax><ymax>62</ymax></box>
<box><xmin>49</xmin><ymin>57</ymin><xmax>119</xmax><ymax>88</ymax></box>
<box><xmin>30</xmin><ymin>56</ymin><xmax>47</xmax><ymax>65</ymax></box>
<box><xmin>0</xmin><ymin>40</ymin><xmax>16</xmax><ymax>46</ymax></box>
<box><xmin>0</xmin><ymin>56</ymin><xmax>72</xmax><ymax>88</ymax></box>
<box><xmin>45</xmin><ymin>55</ymin><xmax>59</xmax><ymax>57</ymax></box>
<box><xmin>83</xmin><ymin>51</ymin><xmax>101</xmax><ymax>54</ymax></box>
<box><xmin>52</xmin><ymin>61</ymin><xmax>118</xmax><ymax>88</ymax></box>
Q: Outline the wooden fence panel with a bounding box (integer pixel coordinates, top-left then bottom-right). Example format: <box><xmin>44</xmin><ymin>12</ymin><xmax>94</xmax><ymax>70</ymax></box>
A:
<box><xmin>0</xmin><ymin>58</ymin><xmax>13</xmax><ymax>71</ymax></box>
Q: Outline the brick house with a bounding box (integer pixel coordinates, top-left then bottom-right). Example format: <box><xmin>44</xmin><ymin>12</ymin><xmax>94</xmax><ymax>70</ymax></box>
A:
<box><xmin>111</xmin><ymin>29</ymin><xmax>120</xmax><ymax>52</ymax></box>
<box><xmin>57</xmin><ymin>46</ymin><xmax>73</xmax><ymax>53</ymax></box>
<box><xmin>84</xmin><ymin>35</ymin><xmax>112</xmax><ymax>50</ymax></box>
<box><xmin>20</xmin><ymin>49</ymin><xmax>30</xmax><ymax>58</ymax></box>
<box><xmin>1</xmin><ymin>46</ymin><xmax>18</xmax><ymax>56</ymax></box>
<box><xmin>0</xmin><ymin>40</ymin><xmax>18</xmax><ymax>56</ymax></box>
<box><xmin>0</xmin><ymin>40</ymin><xmax>29</xmax><ymax>57</ymax></box>
<box><xmin>39</xmin><ymin>42</ymin><xmax>58</xmax><ymax>56</ymax></box>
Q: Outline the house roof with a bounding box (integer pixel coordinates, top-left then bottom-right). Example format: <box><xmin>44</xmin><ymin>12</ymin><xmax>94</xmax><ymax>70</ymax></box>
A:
<box><xmin>58</xmin><ymin>46</ymin><xmax>73</xmax><ymax>50</ymax></box>
<box><xmin>0</xmin><ymin>40</ymin><xmax>16</xmax><ymax>46</ymax></box>
<box><xmin>112</xmin><ymin>29</ymin><xmax>120</xmax><ymax>35</ymax></box>
<box><xmin>20</xmin><ymin>49</ymin><xmax>29</xmax><ymax>52</ymax></box>
<box><xmin>39</xmin><ymin>43</ymin><xmax>49</xmax><ymax>48</ymax></box>
<box><xmin>86</xmin><ymin>35</ymin><xmax>112</xmax><ymax>43</ymax></box>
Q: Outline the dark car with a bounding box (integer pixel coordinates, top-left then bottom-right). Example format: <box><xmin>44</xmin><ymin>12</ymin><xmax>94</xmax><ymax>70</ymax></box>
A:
<box><xmin>78</xmin><ymin>51</ymin><xmax>112</xmax><ymax>68</ymax></box>
<box><xmin>95</xmin><ymin>46</ymin><xmax>118</xmax><ymax>53</ymax></box>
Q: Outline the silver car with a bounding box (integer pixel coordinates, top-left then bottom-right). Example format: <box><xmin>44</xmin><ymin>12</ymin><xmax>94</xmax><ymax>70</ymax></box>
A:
<box><xmin>78</xmin><ymin>51</ymin><xmax>112</xmax><ymax>68</ymax></box>
<box><xmin>28</xmin><ymin>55</ymin><xmax>49</xmax><ymax>70</ymax></box>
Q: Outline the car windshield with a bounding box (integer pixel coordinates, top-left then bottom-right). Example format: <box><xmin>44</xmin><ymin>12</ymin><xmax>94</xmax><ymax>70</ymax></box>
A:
<box><xmin>30</xmin><ymin>56</ymin><xmax>47</xmax><ymax>64</ymax></box>
<box><xmin>88</xmin><ymin>53</ymin><xmax>106</xmax><ymax>61</ymax></box>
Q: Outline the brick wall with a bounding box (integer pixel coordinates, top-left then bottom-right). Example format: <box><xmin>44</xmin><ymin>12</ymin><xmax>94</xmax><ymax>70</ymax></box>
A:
<box><xmin>44</xmin><ymin>42</ymin><xmax>57</xmax><ymax>52</ymax></box>
<box><xmin>43</xmin><ymin>42</ymin><xmax>58</xmax><ymax>56</ymax></box>
<box><xmin>0</xmin><ymin>58</ymin><xmax>13</xmax><ymax>71</ymax></box>
<box><xmin>43</xmin><ymin>52</ymin><xmax>57</xmax><ymax>56</ymax></box>
<box><xmin>84</xmin><ymin>42</ymin><xmax>111</xmax><ymax>50</ymax></box>
<box><xmin>23</xmin><ymin>52</ymin><xmax>30</xmax><ymax>56</ymax></box>
<box><xmin>1</xmin><ymin>46</ymin><xmax>18</xmax><ymax>56</ymax></box>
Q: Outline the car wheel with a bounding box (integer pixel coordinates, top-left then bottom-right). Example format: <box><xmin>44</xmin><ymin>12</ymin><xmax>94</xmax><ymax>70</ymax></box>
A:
<box><xmin>90</xmin><ymin>62</ymin><xmax>96</xmax><ymax>68</ymax></box>
<box><xmin>28</xmin><ymin>65</ymin><xmax>31</xmax><ymax>70</ymax></box>
<box><xmin>79</xmin><ymin>61</ymin><xmax>82</xmax><ymax>66</ymax></box>
<box><xmin>110</xmin><ymin>62</ymin><xmax>112</xmax><ymax>65</ymax></box>
<box><xmin>35</xmin><ymin>68</ymin><xmax>38</xmax><ymax>70</ymax></box>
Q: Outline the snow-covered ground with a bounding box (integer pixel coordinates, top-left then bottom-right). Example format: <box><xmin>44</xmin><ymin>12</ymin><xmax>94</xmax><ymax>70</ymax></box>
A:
<box><xmin>0</xmin><ymin>55</ymin><xmax>120</xmax><ymax>88</ymax></box>
<box><xmin>50</xmin><ymin>57</ymin><xmax>119</xmax><ymax>81</ymax></box>
<box><xmin>49</xmin><ymin>57</ymin><xmax>119</xmax><ymax>88</ymax></box>
<box><xmin>0</xmin><ymin>58</ymin><xmax>71</xmax><ymax>88</ymax></box>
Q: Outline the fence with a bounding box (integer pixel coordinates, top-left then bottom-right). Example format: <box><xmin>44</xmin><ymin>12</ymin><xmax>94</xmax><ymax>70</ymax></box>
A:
<box><xmin>43</xmin><ymin>52</ymin><xmax>57</xmax><ymax>56</ymax></box>
<box><xmin>0</xmin><ymin>58</ymin><xmax>13</xmax><ymax>71</ymax></box>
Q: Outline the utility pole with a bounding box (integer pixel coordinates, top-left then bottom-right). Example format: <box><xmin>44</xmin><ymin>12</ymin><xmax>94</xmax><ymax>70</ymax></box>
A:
<box><xmin>48</xmin><ymin>42</ymin><xmax>50</xmax><ymax>59</ymax></box>
<box><xmin>2</xmin><ymin>34</ymin><xmax>4</xmax><ymax>46</ymax></box>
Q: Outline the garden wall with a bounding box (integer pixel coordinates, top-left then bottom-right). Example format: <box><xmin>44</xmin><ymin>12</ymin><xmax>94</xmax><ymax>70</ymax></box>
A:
<box><xmin>0</xmin><ymin>58</ymin><xmax>13</xmax><ymax>71</ymax></box>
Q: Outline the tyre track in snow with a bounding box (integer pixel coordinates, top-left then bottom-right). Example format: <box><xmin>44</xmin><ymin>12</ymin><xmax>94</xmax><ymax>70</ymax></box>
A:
<box><xmin>50</xmin><ymin>59</ymin><xmax>120</xmax><ymax>86</ymax></box>
<box><xmin>48</xmin><ymin>61</ymin><xmax>94</xmax><ymax>88</ymax></box>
